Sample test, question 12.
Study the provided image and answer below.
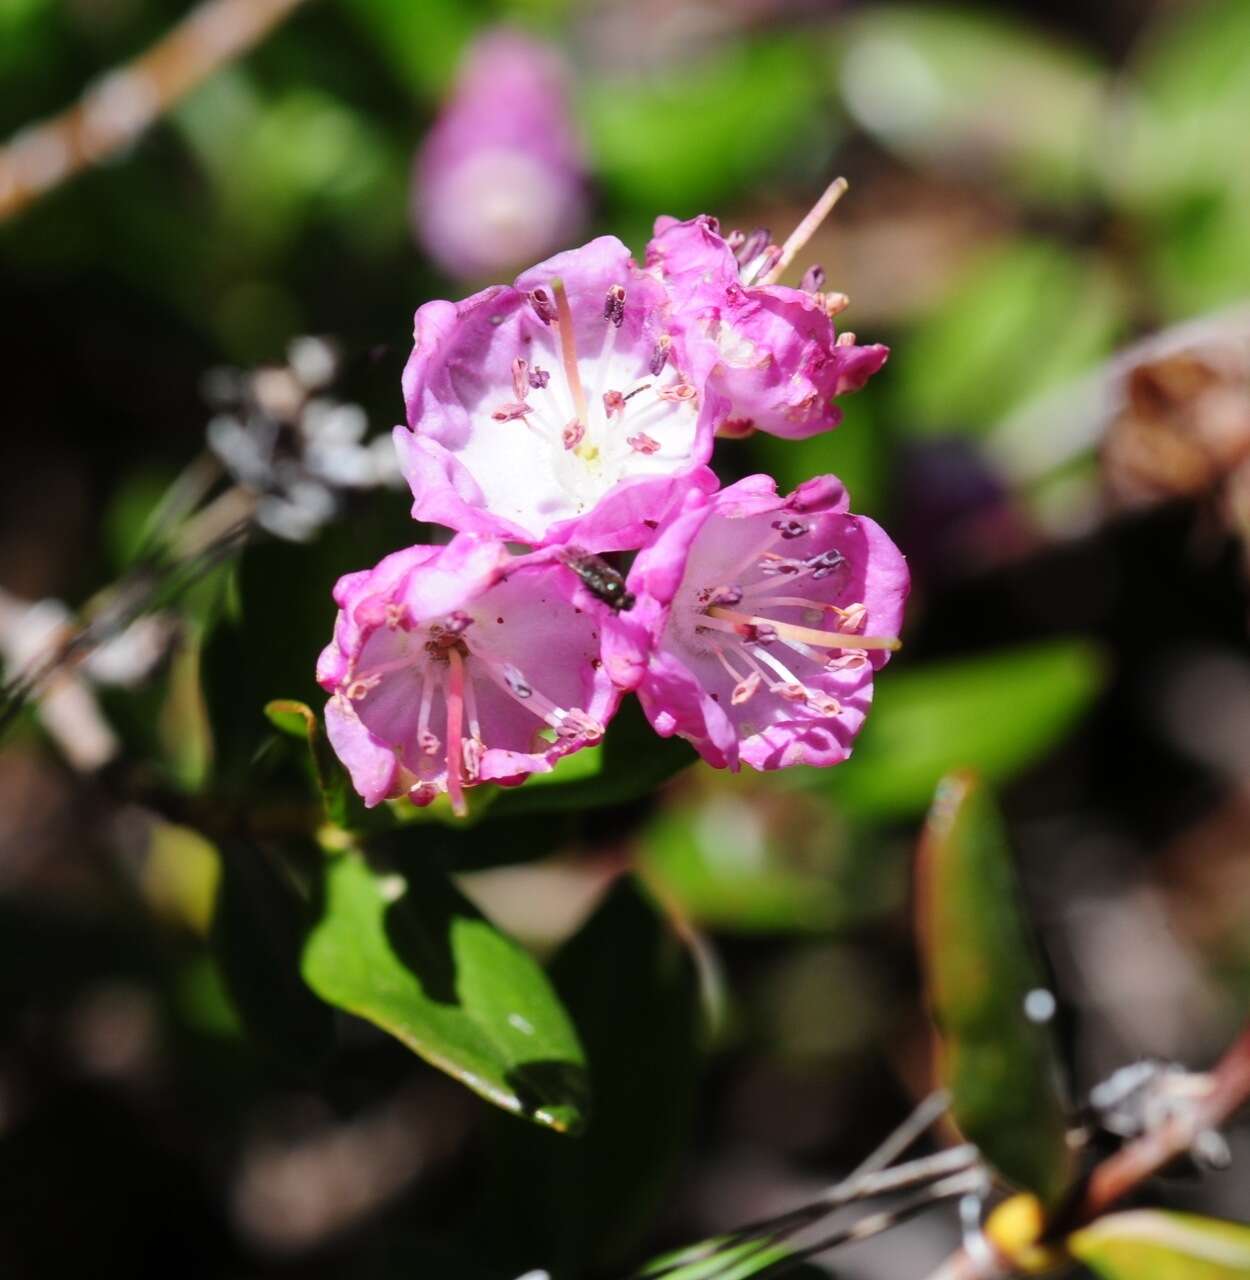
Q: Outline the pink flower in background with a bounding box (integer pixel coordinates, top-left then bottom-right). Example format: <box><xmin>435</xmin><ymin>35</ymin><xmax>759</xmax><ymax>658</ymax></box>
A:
<box><xmin>603</xmin><ymin>474</ymin><xmax>908</xmax><ymax>771</ymax></box>
<box><xmin>412</xmin><ymin>29</ymin><xmax>588</xmax><ymax>281</ymax></box>
<box><xmin>317</xmin><ymin>536</ymin><xmax>620</xmax><ymax>815</ymax></box>
<box><xmin>396</xmin><ymin>235</ymin><xmax>724</xmax><ymax>551</ymax></box>
<box><xmin>646</xmin><ymin>195</ymin><xmax>889</xmax><ymax>440</ymax></box>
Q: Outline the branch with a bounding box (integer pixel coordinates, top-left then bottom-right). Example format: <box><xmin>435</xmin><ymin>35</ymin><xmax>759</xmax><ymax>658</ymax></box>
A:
<box><xmin>0</xmin><ymin>0</ymin><xmax>310</xmax><ymax>222</ymax></box>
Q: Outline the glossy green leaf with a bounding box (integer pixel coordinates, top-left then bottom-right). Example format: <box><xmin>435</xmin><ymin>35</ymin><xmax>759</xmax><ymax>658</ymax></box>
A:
<box><xmin>892</xmin><ymin>239</ymin><xmax>1125</xmax><ymax>436</ymax></box>
<box><xmin>210</xmin><ymin>839</ymin><xmax>335</xmax><ymax>1070</ymax></box>
<box><xmin>917</xmin><ymin>771</ymin><xmax>1075</xmax><ymax>1208</ymax></box>
<box><xmin>478</xmin><ymin>877</ymin><xmax>701</xmax><ymax>1272</ymax></box>
<box><xmin>1070</xmin><ymin>1211</ymin><xmax>1250</xmax><ymax>1280</ymax></box>
<box><xmin>823</xmin><ymin>639</ymin><xmax>1105</xmax><ymax>819</ymax></box>
<box><xmin>303</xmin><ymin>853</ymin><xmax>588</xmax><ymax>1132</ymax></box>
<box><xmin>835</xmin><ymin>5</ymin><xmax>1107</xmax><ymax>203</ymax></box>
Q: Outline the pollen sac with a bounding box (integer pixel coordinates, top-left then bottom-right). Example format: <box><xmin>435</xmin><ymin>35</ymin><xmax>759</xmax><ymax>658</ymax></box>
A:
<box><xmin>604</xmin><ymin>284</ymin><xmax>626</xmax><ymax>327</ymax></box>
<box><xmin>528</xmin><ymin>287</ymin><xmax>558</xmax><ymax>324</ymax></box>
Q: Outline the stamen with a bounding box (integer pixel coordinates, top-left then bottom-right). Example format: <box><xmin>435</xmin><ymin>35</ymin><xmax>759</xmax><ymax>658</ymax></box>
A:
<box><xmin>551</xmin><ymin>277</ymin><xmax>590</xmax><ymax>427</ymax></box>
<box><xmin>384</xmin><ymin>603</ymin><xmax>405</xmax><ymax>629</ymax></box>
<box><xmin>603</xmin><ymin>284</ymin><xmax>625</xmax><ymax>327</ymax></box>
<box><xmin>528</xmin><ymin>287</ymin><xmax>557</xmax><ymax>325</ymax></box>
<box><xmin>705</xmin><ymin>606</ymin><xmax>900</xmax><ymax>651</ymax></box>
<box><xmin>623</xmin><ymin>382</ymin><xmax>651</xmax><ymax>402</ymax></box>
<box><xmin>823</xmin><ymin>292</ymin><xmax>850</xmax><ymax>318</ymax></box>
<box><xmin>555</xmin><ymin>708</ymin><xmax>604</xmax><ymax>742</ymax></box>
<box><xmin>732</xmin><ymin>671</ymin><xmax>762</xmax><ymax>705</ymax></box>
<box><xmin>736</xmin><ymin>227</ymin><xmax>770</xmax><ymax>270</ymax></box>
<box><xmin>445</xmin><ymin>611</ymin><xmax>473</xmax><ymax>635</ymax></box>
<box><xmin>445</xmin><ymin>646</ymin><xmax>468</xmax><ymax>817</ymax></box>
<box><xmin>771</xmin><ymin>518</ymin><xmax>810</xmax><ymax>540</ymax></box>
<box><xmin>462</xmin><ymin>736</ymin><xmax>483</xmax><ymax>782</ymax></box>
<box><xmin>512</xmin><ymin>357</ymin><xmax>530</xmax><ymax>400</ymax></box>
<box><xmin>801</xmin><ymin>265</ymin><xmax>826</xmax><ymax>293</ymax></box>
<box><xmin>627</xmin><ymin>432</ymin><xmax>660</xmax><ymax>455</ymax></box>
<box><xmin>528</xmin><ymin>365</ymin><xmax>551</xmax><ymax>389</ymax></box>
<box><xmin>562</xmin><ymin>419</ymin><xmax>585</xmax><ymax>451</ymax></box>
<box><xmin>726</xmin><ymin>229</ymin><xmax>746</xmax><ymax>251</ymax></box>
<box><xmin>649</xmin><ymin>335</ymin><xmax>671</xmax><ymax>376</ymax></box>
<box><xmin>418</xmin><ymin>674</ymin><xmax>436</xmax><ymax>754</ymax></box>
<box><xmin>492</xmin><ymin>401</ymin><xmax>532</xmax><ymax>422</ymax></box>
<box><xmin>760</xmin><ymin>176</ymin><xmax>849</xmax><ymax>286</ymax></box>
<box><xmin>698</xmin><ymin>583</ymin><xmax>744</xmax><ymax>606</ymax></box>
<box><xmin>503</xmin><ymin>664</ymin><xmax>532</xmax><ymax>699</ymax></box>
<box><xmin>657</xmin><ymin>381</ymin><xmax>696</xmax><ymax>404</ymax></box>
<box><xmin>603</xmin><ymin>389</ymin><xmax>625</xmax><ymax>418</ymax></box>
<box><xmin>743</xmin><ymin>244</ymin><xmax>782</xmax><ymax>286</ymax></box>
<box><xmin>837</xmin><ymin>331</ymin><xmax>857</xmax><ymax>347</ymax></box>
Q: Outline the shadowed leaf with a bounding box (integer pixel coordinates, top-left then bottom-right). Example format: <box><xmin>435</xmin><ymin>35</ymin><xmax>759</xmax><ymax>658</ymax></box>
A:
<box><xmin>1070</xmin><ymin>1210</ymin><xmax>1250</xmax><ymax>1279</ymax></box>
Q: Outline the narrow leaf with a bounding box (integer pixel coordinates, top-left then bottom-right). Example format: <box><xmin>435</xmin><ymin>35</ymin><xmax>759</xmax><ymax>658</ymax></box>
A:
<box><xmin>1070</xmin><ymin>1211</ymin><xmax>1250</xmax><ymax>1279</ymax></box>
<box><xmin>303</xmin><ymin>853</ymin><xmax>587</xmax><ymax>1132</ymax></box>
<box><xmin>917</xmin><ymin>771</ymin><xmax>1076</xmax><ymax>1207</ymax></box>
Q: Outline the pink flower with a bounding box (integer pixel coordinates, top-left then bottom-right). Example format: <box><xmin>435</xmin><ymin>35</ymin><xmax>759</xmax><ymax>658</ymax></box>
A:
<box><xmin>412</xmin><ymin>29</ymin><xmax>588</xmax><ymax>281</ymax></box>
<box><xmin>603</xmin><ymin>474</ymin><xmax>908</xmax><ymax>771</ymax></box>
<box><xmin>316</xmin><ymin>535</ymin><xmax>620</xmax><ymax>815</ymax></box>
<box><xmin>646</xmin><ymin>197</ymin><xmax>889</xmax><ymax>440</ymax></box>
<box><xmin>396</xmin><ymin>234</ymin><xmax>724</xmax><ymax>551</ymax></box>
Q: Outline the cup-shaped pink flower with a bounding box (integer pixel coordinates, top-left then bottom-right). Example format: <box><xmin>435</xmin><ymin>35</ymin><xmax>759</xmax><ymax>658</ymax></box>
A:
<box><xmin>317</xmin><ymin>535</ymin><xmax>620</xmax><ymax>815</ymax></box>
<box><xmin>397</xmin><ymin>234</ymin><xmax>724</xmax><ymax>551</ymax></box>
<box><xmin>412</xmin><ymin>29</ymin><xmax>588</xmax><ymax>281</ymax></box>
<box><xmin>603</xmin><ymin>474</ymin><xmax>908</xmax><ymax>771</ymax></box>
<box><xmin>646</xmin><ymin>207</ymin><xmax>889</xmax><ymax>440</ymax></box>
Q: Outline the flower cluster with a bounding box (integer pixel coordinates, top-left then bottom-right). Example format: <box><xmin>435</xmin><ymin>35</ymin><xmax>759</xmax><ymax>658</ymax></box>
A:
<box><xmin>320</xmin><ymin>184</ymin><xmax>909</xmax><ymax>814</ymax></box>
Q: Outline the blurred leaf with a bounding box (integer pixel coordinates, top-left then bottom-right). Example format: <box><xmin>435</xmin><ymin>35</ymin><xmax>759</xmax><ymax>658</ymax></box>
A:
<box><xmin>479</xmin><ymin>877</ymin><xmax>702</xmax><ymax>1272</ymax></box>
<box><xmin>142</xmin><ymin>822</ymin><xmax>221</xmax><ymax>936</ymax></box>
<box><xmin>1070</xmin><ymin>1211</ymin><xmax>1250</xmax><ymax>1279</ymax></box>
<box><xmin>487</xmin><ymin>696</ymin><xmax>696</xmax><ymax>817</ymax></box>
<box><xmin>640</xmin><ymin>780</ymin><xmax>892</xmax><ymax>934</ymax></box>
<box><xmin>824</xmin><ymin>639</ymin><xmax>1106</xmax><ymax>820</ymax></box>
<box><xmin>917</xmin><ymin>771</ymin><xmax>1075</xmax><ymax>1208</ymax></box>
<box><xmin>158</xmin><ymin>629</ymin><xmax>213</xmax><ymax>791</ymax></box>
<box><xmin>1113</xmin><ymin>0</ymin><xmax>1250</xmax><ymax>210</ymax></box>
<box><xmin>584</xmin><ymin>35</ymin><xmax>831</xmax><ymax>214</ymax></box>
<box><xmin>639</xmin><ymin>1237</ymin><xmax>795</xmax><ymax>1280</ymax></box>
<box><xmin>303</xmin><ymin>852</ymin><xmax>587</xmax><ymax>1132</ymax></box>
<box><xmin>743</xmin><ymin>397</ymin><xmax>887</xmax><ymax>517</ymax></box>
<box><xmin>835</xmin><ymin>5</ymin><xmax>1107</xmax><ymax>203</ymax></box>
<box><xmin>211</xmin><ymin>839</ymin><xmax>335</xmax><ymax>1070</ymax></box>
<box><xmin>892</xmin><ymin>239</ymin><xmax>1125</xmax><ymax>436</ymax></box>
<box><xmin>337</xmin><ymin>0</ymin><xmax>479</xmax><ymax>99</ymax></box>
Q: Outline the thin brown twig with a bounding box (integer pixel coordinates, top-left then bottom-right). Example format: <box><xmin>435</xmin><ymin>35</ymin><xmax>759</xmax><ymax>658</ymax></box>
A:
<box><xmin>920</xmin><ymin>1017</ymin><xmax>1250</xmax><ymax>1280</ymax></box>
<box><xmin>0</xmin><ymin>0</ymin><xmax>311</xmax><ymax>222</ymax></box>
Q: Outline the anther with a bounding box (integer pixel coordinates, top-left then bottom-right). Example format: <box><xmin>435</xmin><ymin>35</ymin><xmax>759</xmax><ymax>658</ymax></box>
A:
<box><xmin>701</xmin><ymin>583</ymin><xmax>743</xmax><ymax>606</ymax></box>
<box><xmin>562</xmin><ymin>419</ymin><xmax>585</xmax><ymax>451</ymax></box>
<box><xmin>492</xmin><ymin>401</ymin><xmax>532</xmax><ymax>422</ymax></box>
<box><xmin>528</xmin><ymin>364</ymin><xmax>550</xmax><ymax>389</ymax></box>
<box><xmin>745</xmin><ymin>622</ymin><xmax>778</xmax><ymax>645</ymax></box>
<box><xmin>731</xmin><ymin>672</ymin><xmax>761</xmax><ymax>705</ymax></box>
<box><xmin>800</xmin><ymin>265</ymin><xmax>826</xmax><ymax>293</ymax></box>
<box><xmin>840</xmin><ymin>602</ymin><xmax>867</xmax><ymax>632</ymax></box>
<box><xmin>777</xmin><ymin>682</ymin><xmax>809</xmax><ymax>703</ymax></box>
<box><xmin>808</xmin><ymin>691</ymin><xmax>843</xmax><ymax>716</ymax></box>
<box><xmin>462</xmin><ymin>737</ymin><xmax>484</xmax><ymax>781</ymax></box>
<box><xmin>512</xmin><ymin>357</ymin><xmax>530</xmax><ymax>400</ymax></box>
<box><xmin>556</xmin><ymin>708</ymin><xmax>604</xmax><ymax>741</ymax></box>
<box><xmin>384</xmin><ymin>603</ymin><xmax>406</xmax><ymax>629</ymax></box>
<box><xmin>627</xmin><ymin>432</ymin><xmax>660</xmax><ymax>455</ymax></box>
<box><xmin>657</xmin><ymin>381</ymin><xmax>696</xmax><ymax>403</ymax></box>
<box><xmin>444</xmin><ymin>610</ymin><xmax>473</xmax><ymax>635</ymax></box>
<box><xmin>736</xmin><ymin>227</ymin><xmax>770</xmax><ymax>269</ymax></box>
<box><xmin>760</xmin><ymin>557</ymin><xmax>804</xmax><ymax>577</ymax></box>
<box><xmin>649</xmin><ymin>335</ymin><xmax>671</xmax><ymax>377</ymax></box>
<box><xmin>836</xmin><ymin>331</ymin><xmax>857</xmax><ymax>347</ymax></box>
<box><xmin>528</xmin><ymin>287</ymin><xmax>557</xmax><ymax>324</ymax></box>
<box><xmin>772</xmin><ymin>518</ymin><xmax>810</xmax><ymax>540</ymax></box>
<box><xmin>823</xmin><ymin>292</ymin><xmax>850</xmax><ymax>318</ymax></box>
<box><xmin>726</xmin><ymin>228</ymin><xmax>746</xmax><ymax>251</ymax></box>
<box><xmin>503</xmin><ymin>665</ymin><xmax>533</xmax><ymax>699</ymax></box>
<box><xmin>603</xmin><ymin>389</ymin><xmax>625</xmax><ymax>418</ymax></box>
<box><xmin>604</xmin><ymin>284</ymin><xmax>626</xmax><ymax>327</ymax></box>
<box><xmin>806</xmin><ymin>549</ymin><xmax>846</xmax><ymax>579</ymax></box>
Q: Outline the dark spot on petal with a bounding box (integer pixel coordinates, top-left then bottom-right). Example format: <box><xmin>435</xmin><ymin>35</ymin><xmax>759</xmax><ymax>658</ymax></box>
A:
<box><xmin>497</xmin><ymin>617</ymin><xmax>504</xmax><ymax>624</ymax></box>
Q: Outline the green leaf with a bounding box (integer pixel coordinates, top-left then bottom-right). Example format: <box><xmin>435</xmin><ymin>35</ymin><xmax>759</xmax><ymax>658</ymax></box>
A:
<box><xmin>583</xmin><ymin>35</ymin><xmax>831</xmax><ymax>214</ymax></box>
<box><xmin>640</xmin><ymin>778</ymin><xmax>894</xmax><ymax>934</ymax></box>
<box><xmin>640</xmin><ymin>1237</ymin><xmax>794</xmax><ymax>1280</ymax></box>
<box><xmin>478</xmin><ymin>877</ymin><xmax>702</xmax><ymax>1273</ymax></box>
<box><xmin>302</xmin><ymin>852</ymin><xmax>588</xmax><ymax>1132</ymax></box>
<box><xmin>1070</xmin><ymin>1211</ymin><xmax>1250</xmax><ymax>1279</ymax></box>
<box><xmin>917</xmin><ymin>771</ymin><xmax>1075</xmax><ymax>1208</ymax></box>
<box><xmin>264</xmin><ymin>698</ymin><xmax>359</xmax><ymax>829</ymax></box>
<box><xmin>211</xmin><ymin>839</ymin><xmax>335</xmax><ymax>1070</ymax></box>
<box><xmin>892</xmin><ymin>239</ymin><xmax>1125</xmax><ymax>436</ymax></box>
<box><xmin>835</xmin><ymin>5</ymin><xmax>1107</xmax><ymax>204</ymax></box>
<box><xmin>823</xmin><ymin>639</ymin><xmax>1105</xmax><ymax>819</ymax></box>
